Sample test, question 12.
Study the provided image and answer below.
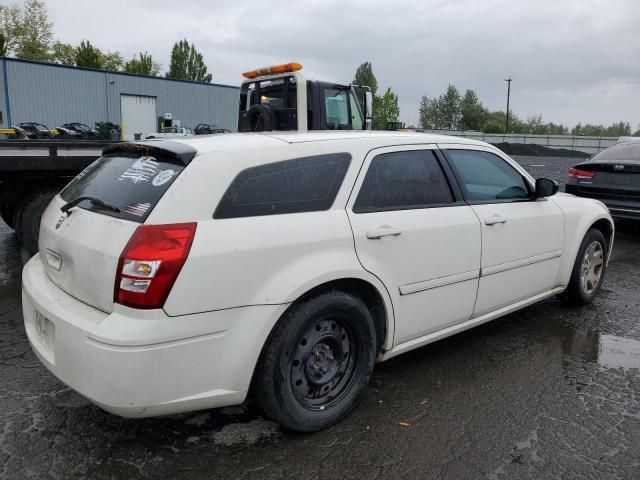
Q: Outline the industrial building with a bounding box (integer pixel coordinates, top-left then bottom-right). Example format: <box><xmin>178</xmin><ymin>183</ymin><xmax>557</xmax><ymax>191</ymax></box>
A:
<box><xmin>0</xmin><ymin>57</ymin><xmax>239</xmax><ymax>140</ymax></box>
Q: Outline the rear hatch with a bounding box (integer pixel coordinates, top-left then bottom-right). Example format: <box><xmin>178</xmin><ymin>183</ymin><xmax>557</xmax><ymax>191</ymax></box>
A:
<box><xmin>38</xmin><ymin>141</ymin><xmax>196</xmax><ymax>313</ymax></box>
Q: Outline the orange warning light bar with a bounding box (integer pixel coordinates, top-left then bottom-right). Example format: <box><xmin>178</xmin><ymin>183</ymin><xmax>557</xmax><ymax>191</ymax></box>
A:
<box><xmin>242</xmin><ymin>62</ymin><xmax>303</xmax><ymax>79</ymax></box>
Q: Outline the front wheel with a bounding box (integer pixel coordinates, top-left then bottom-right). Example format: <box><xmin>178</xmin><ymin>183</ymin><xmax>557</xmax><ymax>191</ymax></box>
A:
<box><xmin>565</xmin><ymin>228</ymin><xmax>607</xmax><ymax>305</ymax></box>
<box><xmin>255</xmin><ymin>291</ymin><xmax>376</xmax><ymax>432</ymax></box>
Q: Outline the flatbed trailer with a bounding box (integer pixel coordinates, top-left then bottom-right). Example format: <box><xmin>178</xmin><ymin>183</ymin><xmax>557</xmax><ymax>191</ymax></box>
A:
<box><xmin>0</xmin><ymin>140</ymin><xmax>111</xmax><ymax>252</ymax></box>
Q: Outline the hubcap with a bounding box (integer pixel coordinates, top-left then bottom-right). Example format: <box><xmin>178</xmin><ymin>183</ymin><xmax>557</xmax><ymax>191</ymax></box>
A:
<box><xmin>290</xmin><ymin>317</ymin><xmax>357</xmax><ymax>410</ymax></box>
<box><xmin>580</xmin><ymin>241</ymin><xmax>604</xmax><ymax>295</ymax></box>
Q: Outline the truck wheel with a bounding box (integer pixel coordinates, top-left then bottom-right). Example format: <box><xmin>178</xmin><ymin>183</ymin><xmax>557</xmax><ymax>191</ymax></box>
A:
<box><xmin>565</xmin><ymin>228</ymin><xmax>607</xmax><ymax>305</ymax></box>
<box><xmin>255</xmin><ymin>290</ymin><xmax>376</xmax><ymax>432</ymax></box>
<box><xmin>14</xmin><ymin>190</ymin><xmax>59</xmax><ymax>254</ymax></box>
<box><xmin>248</xmin><ymin>104</ymin><xmax>276</xmax><ymax>131</ymax></box>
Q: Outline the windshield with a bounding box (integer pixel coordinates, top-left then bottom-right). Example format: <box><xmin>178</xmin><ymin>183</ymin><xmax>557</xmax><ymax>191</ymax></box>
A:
<box><xmin>161</xmin><ymin>127</ymin><xmax>179</xmax><ymax>133</ymax></box>
<box><xmin>60</xmin><ymin>153</ymin><xmax>186</xmax><ymax>222</ymax></box>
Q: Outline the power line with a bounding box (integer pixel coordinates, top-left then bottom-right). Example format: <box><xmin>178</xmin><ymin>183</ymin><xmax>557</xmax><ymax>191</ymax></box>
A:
<box><xmin>512</xmin><ymin>77</ymin><xmax>640</xmax><ymax>85</ymax></box>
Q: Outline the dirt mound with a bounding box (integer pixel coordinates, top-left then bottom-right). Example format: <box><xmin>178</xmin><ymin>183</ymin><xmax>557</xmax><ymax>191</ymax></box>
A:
<box><xmin>493</xmin><ymin>142</ymin><xmax>590</xmax><ymax>158</ymax></box>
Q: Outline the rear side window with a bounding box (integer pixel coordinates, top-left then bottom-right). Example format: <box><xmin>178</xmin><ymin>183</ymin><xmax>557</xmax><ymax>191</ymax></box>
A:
<box><xmin>446</xmin><ymin>149</ymin><xmax>530</xmax><ymax>202</ymax></box>
<box><xmin>60</xmin><ymin>154</ymin><xmax>185</xmax><ymax>222</ymax></box>
<box><xmin>214</xmin><ymin>153</ymin><xmax>351</xmax><ymax>219</ymax></box>
<box><xmin>353</xmin><ymin>150</ymin><xmax>454</xmax><ymax>213</ymax></box>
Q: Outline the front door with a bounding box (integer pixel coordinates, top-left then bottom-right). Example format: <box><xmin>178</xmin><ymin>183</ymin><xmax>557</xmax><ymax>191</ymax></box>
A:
<box><xmin>442</xmin><ymin>146</ymin><xmax>565</xmax><ymax>317</ymax></box>
<box><xmin>347</xmin><ymin>145</ymin><xmax>481</xmax><ymax>345</ymax></box>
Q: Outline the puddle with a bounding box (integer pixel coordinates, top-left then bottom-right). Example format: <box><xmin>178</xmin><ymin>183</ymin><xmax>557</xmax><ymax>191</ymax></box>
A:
<box><xmin>598</xmin><ymin>335</ymin><xmax>640</xmax><ymax>370</ymax></box>
<box><xmin>557</xmin><ymin>323</ymin><xmax>640</xmax><ymax>370</ymax></box>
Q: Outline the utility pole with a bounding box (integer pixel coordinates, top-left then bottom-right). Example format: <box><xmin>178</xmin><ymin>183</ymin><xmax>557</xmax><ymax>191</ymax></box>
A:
<box><xmin>505</xmin><ymin>77</ymin><xmax>512</xmax><ymax>133</ymax></box>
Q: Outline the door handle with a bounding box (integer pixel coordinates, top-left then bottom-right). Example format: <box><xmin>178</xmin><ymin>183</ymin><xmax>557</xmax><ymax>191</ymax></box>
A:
<box><xmin>484</xmin><ymin>215</ymin><xmax>508</xmax><ymax>226</ymax></box>
<box><xmin>366</xmin><ymin>227</ymin><xmax>402</xmax><ymax>239</ymax></box>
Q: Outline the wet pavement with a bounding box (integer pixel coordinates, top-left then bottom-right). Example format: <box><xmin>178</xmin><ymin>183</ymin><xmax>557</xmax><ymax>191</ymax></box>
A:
<box><xmin>2</xmin><ymin>156</ymin><xmax>640</xmax><ymax>479</ymax></box>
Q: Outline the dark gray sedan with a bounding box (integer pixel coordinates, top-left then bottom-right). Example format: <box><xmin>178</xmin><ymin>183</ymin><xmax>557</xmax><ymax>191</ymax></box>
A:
<box><xmin>566</xmin><ymin>141</ymin><xmax>640</xmax><ymax>219</ymax></box>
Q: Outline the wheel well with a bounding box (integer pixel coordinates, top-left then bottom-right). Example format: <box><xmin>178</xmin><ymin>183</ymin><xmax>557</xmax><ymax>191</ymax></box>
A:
<box><xmin>293</xmin><ymin>278</ymin><xmax>388</xmax><ymax>354</ymax></box>
<box><xmin>590</xmin><ymin>218</ymin><xmax>614</xmax><ymax>250</ymax></box>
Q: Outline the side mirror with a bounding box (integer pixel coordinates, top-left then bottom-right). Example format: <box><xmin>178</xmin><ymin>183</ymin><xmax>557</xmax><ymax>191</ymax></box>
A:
<box><xmin>364</xmin><ymin>91</ymin><xmax>373</xmax><ymax>119</ymax></box>
<box><xmin>535</xmin><ymin>178</ymin><xmax>559</xmax><ymax>198</ymax></box>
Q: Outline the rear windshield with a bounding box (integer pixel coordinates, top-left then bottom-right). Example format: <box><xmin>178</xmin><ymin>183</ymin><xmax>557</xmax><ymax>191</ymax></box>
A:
<box><xmin>591</xmin><ymin>143</ymin><xmax>640</xmax><ymax>162</ymax></box>
<box><xmin>60</xmin><ymin>153</ymin><xmax>185</xmax><ymax>222</ymax></box>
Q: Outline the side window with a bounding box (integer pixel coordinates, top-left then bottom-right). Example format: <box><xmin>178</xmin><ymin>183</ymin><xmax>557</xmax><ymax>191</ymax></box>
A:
<box><xmin>324</xmin><ymin>89</ymin><xmax>350</xmax><ymax>129</ymax></box>
<box><xmin>446</xmin><ymin>150</ymin><xmax>530</xmax><ymax>202</ymax></box>
<box><xmin>353</xmin><ymin>150</ymin><xmax>455</xmax><ymax>213</ymax></box>
<box><xmin>214</xmin><ymin>153</ymin><xmax>351</xmax><ymax>219</ymax></box>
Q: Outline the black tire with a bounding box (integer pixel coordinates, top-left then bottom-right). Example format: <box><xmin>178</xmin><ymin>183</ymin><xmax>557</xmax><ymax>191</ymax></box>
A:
<box><xmin>248</xmin><ymin>103</ymin><xmax>276</xmax><ymax>132</ymax></box>
<box><xmin>14</xmin><ymin>189</ymin><xmax>59</xmax><ymax>254</ymax></box>
<box><xmin>255</xmin><ymin>291</ymin><xmax>377</xmax><ymax>432</ymax></box>
<box><xmin>565</xmin><ymin>228</ymin><xmax>607</xmax><ymax>305</ymax></box>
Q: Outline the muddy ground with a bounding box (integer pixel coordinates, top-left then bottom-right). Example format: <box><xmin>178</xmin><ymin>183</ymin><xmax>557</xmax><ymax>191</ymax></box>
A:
<box><xmin>1</xmin><ymin>156</ymin><xmax>639</xmax><ymax>479</ymax></box>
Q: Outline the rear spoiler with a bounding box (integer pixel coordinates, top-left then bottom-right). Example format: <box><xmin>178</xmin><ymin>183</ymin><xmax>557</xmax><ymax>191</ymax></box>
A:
<box><xmin>102</xmin><ymin>140</ymin><xmax>197</xmax><ymax>166</ymax></box>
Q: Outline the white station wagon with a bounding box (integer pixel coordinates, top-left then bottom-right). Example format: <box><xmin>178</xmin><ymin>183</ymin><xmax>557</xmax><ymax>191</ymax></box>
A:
<box><xmin>23</xmin><ymin>132</ymin><xmax>614</xmax><ymax>432</ymax></box>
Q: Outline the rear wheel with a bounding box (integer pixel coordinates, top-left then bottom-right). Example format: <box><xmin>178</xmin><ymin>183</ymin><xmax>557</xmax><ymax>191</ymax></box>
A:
<box><xmin>255</xmin><ymin>291</ymin><xmax>376</xmax><ymax>432</ymax></box>
<box><xmin>566</xmin><ymin>228</ymin><xmax>607</xmax><ymax>305</ymax></box>
<box><xmin>14</xmin><ymin>189</ymin><xmax>59</xmax><ymax>254</ymax></box>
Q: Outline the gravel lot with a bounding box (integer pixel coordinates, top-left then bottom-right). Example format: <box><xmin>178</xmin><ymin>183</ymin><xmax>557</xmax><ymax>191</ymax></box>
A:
<box><xmin>2</xmin><ymin>156</ymin><xmax>640</xmax><ymax>479</ymax></box>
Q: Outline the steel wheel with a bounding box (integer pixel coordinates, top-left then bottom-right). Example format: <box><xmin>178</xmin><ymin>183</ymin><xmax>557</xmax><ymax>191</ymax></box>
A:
<box><xmin>580</xmin><ymin>240</ymin><xmax>604</xmax><ymax>295</ymax></box>
<box><xmin>289</xmin><ymin>316</ymin><xmax>358</xmax><ymax>411</ymax></box>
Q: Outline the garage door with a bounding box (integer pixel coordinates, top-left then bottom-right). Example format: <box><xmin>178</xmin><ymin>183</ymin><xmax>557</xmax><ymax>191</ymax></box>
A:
<box><xmin>120</xmin><ymin>95</ymin><xmax>157</xmax><ymax>141</ymax></box>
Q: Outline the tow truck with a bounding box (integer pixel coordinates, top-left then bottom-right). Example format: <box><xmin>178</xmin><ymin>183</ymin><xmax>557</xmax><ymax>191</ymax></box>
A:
<box><xmin>0</xmin><ymin>62</ymin><xmax>372</xmax><ymax>252</ymax></box>
<box><xmin>238</xmin><ymin>62</ymin><xmax>372</xmax><ymax>132</ymax></box>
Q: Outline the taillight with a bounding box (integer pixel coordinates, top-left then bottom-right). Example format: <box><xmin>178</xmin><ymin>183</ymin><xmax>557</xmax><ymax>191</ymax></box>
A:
<box><xmin>568</xmin><ymin>167</ymin><xmax>596</xmax><ymax>179</ymax></box>
<box><xmin>115</xmin><ymin>223</ymin><xmax>197</xmax><ymax>309</ymax></box>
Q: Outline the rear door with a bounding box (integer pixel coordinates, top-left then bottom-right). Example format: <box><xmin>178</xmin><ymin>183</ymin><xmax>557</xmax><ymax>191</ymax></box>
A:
<box><xmin>441</xmin><ymin>146</ymin><xmax>564</xmax><ymax>317</ymax></box>
<box><xmin>347</xmin><ymin>145</ymin><xmax>481</xmax><ymax>345</ymax></box>
<box><xmin>38</xmin><ymin>144</ymin><xmax>192</xmax><ymax>313</ymax></box>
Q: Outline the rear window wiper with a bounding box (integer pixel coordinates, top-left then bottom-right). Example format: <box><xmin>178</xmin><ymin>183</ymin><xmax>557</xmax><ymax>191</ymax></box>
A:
<box><xmin>61</xmin><ymin>196</ymin><xmax>121</xmax><ymax>214</ymax></box>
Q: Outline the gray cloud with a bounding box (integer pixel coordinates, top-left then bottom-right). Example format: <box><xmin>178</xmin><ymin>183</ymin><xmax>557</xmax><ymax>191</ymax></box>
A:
<box><xmin>45</xmin><ymin>0</ymin><xmax>640</xmax><ymax>128</ymax></box>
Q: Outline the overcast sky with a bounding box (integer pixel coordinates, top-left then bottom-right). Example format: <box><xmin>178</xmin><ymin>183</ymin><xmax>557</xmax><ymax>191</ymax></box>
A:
<box><xmin>40</xmin><ymin>0</ymin><xmax>640</xmax><ymax>129</ymax></box>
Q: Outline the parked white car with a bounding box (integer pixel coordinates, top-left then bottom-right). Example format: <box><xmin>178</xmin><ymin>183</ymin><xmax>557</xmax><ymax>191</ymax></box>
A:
<box><xmin>23</xmin><ymin>131</ymin><xmax>613</xmax><ymax>432</ymax></box>
<box><xmin>145</xmin><ymin>126</ymin><xmax>193</xmax><ymax>139</ymax></box>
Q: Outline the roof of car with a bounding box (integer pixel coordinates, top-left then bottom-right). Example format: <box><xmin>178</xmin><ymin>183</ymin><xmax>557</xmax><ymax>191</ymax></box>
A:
<box><xmin>168</xmin><ymin>130</ymin><xmax>488</xmax><ymax>154</ymax></box>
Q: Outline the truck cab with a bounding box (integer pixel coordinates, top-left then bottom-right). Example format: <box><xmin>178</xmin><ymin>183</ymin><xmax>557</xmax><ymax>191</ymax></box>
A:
<box><xmin>238</xmin><ymin>62</ymin><xmax>372</xmax><ymax>132</ymax></box>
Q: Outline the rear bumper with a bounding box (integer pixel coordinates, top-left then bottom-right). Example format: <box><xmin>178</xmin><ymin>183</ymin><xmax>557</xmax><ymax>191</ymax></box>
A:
<box><xmin>565</xmin><ymin>184</ymin><xmax>640</xmax><ymax>219</ymax></box>
<box><xmin>22</xmin><ymin>255</ymin><xmax>287</xmax><ymax>418</ymax></box>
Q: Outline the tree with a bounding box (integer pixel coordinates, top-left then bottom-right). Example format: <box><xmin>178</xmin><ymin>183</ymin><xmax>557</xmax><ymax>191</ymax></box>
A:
<box><xmin>51</xmin><ymin>41</ymin><xmax>75</xmax><ymax>65</ymax></box>
<box><xmin>439</xmin><ymin>85</ymin><xmax>462</xmax><ymax>130</ymax></box>
<box><xmin>0</xmin><ymin>32</ymin><xmax>7</xmax><ymax>56</ymax></box>
<box><xmin>0</xmin><ymin>0</ymin><xmax>53</xmax><ymax>61</ymax></box>
<box><xmin>101</xmin><ymin>50</ymin><xmax>124</xmax><ymax>71</ymax></box>
<box><xmin>167</xmin><ymin>39</ymin><xmax>212</xmax><ymax>82</ymax></box>
<box><xmin>572</xmin><ymin>121</ymin><xmax>631</xmax><ymax>137</ymax></box>
<box><xmin>417</xmin><ymin>85</ymin><xmax>462</xmax><ymax>130</ymax></box>
<box><xmin>352</xmin><ymin>61</ymin><xmax>378</xmax><ymax>96</ymax></box>
<box><xmin>352</xmin><ymin>61</ymin><xmax>379</xmax><ymax>122</ymax></box>
<box><xmin>459</xmin><ymin>89</ymin><xmax>487</xmax><ymax>131</ymax></box>
<box><xmin>373</xmin><ymin>87</ymin><xmax>400</xmax><ymax>130</ymax></box>
<box><xmin>418</xmin><ymin>96</ymin><xmax>440</xmax><ymax>129</ymax></box>
<box><xmin>125</xmin><ymin>52</ymin><xmax>160</xmax><ymax>76</ymax></box>
<box><xmin>482</xmin><ymin>110</ymin><xmax>508</xmax><ymax>133</ymax></box>
<box><xmin>74</xmin><ymin>40</ymin><xmax>102</xmax><ymax>68</ymax></box>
